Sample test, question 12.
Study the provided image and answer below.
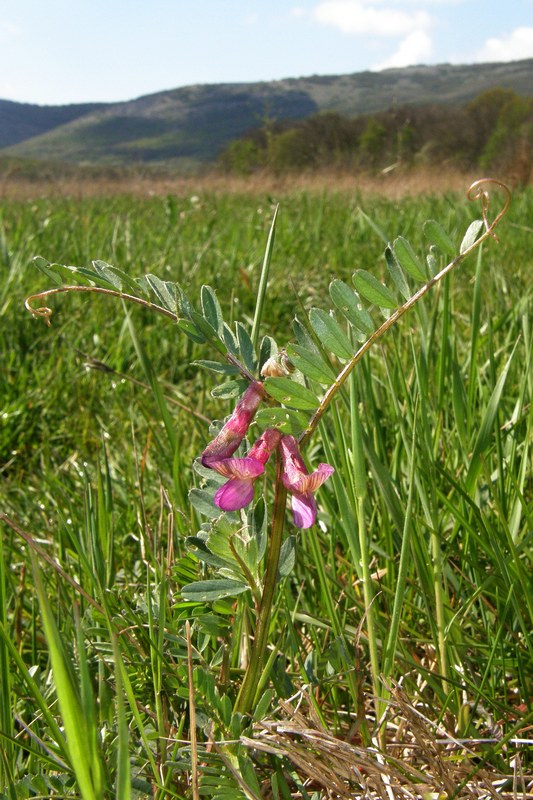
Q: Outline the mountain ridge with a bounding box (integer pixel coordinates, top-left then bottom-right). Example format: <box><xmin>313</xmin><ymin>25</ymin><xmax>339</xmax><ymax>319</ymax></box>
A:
<box><xmin>1</xmin><ymin>59</ymin><xmax>531</xmax><ymax>168</ymax></box>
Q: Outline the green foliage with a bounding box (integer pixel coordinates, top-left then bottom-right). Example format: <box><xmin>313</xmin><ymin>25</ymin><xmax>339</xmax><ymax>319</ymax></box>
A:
<box><xmin>219</xmin><ymin>88</ymin><xmax>533</xmax><ymax>179</ymax></box>
<box><xmin>0</xmin><ymin>185</ymin><xmax>532</xmax><ymax>798</ymax></box>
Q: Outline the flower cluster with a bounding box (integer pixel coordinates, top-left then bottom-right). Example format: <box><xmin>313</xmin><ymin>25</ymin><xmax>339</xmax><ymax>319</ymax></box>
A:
<box><xmin>200</xmin><ymin>381</ymin><xmax>334</xmax><ymax>529</ymax></box>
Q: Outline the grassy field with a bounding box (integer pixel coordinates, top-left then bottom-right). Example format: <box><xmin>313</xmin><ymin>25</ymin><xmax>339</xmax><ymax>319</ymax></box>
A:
<box><xmin>0</xmin><ymin>177</ymin><xmax>532</xmax><ymax>799</ymax></box>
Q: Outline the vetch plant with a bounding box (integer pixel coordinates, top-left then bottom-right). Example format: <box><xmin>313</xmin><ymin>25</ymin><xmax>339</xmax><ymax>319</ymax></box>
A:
<box><xmin>17</xmin><ymin>178</ymin><xmax>522</xmax><ymax>796</ymax></box>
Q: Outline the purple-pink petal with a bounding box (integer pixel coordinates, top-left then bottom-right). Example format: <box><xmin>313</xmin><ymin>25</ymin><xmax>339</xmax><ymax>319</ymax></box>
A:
<box><xmin>291</xmin><ymin>462</ymin><xmax>335</xmax><ymax>494</ymax></box>
<box><xmin>206</xmin><ymin>428</ymin><xmax>282</xmax><ymax>515</ymax></box>
<box><xmin>208</xmin><ymin>456</ymin><xmax>265</xmax><ymax>480</ymax></box>
<box><xmin>214</xmin><ymin>477</ymin><xmax>256</xmax><ymax>512</ymax></box>
<box><xmin>291</xmin><ymin>492</ymin><xmax>317</xmax><ymax>529</ymax></box>
<box><xmin>280</xmin><ymin>434</ymin><xmax>334</xmax><ymax>529</ymax></box>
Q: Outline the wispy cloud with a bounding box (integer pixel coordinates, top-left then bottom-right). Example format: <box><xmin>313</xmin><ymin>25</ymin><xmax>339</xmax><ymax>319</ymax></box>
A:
<box><xmin>313</xmin><ymin>0</ymin><xmax>431</xmax><ymax>37</ymax></box>
<box><xmin>373</xmin><ymin>29</ymin><xmax>433</xmax><ymax>69</ymax></box>
<box><xmin>474</xmin><ymin>27</ymin><xmax>533</xmax><ymax>62</ymax></box>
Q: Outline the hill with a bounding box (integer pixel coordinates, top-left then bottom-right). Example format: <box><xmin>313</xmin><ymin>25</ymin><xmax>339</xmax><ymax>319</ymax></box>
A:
<box><xmin>0</xmin><ymin>99</ymin><xmax>108</xmax><ymax>150</ymax></box>
<box><xmin>1</xmin><ymin>59</ymin><xmax>532</xmax><ymax>168</ymax></box>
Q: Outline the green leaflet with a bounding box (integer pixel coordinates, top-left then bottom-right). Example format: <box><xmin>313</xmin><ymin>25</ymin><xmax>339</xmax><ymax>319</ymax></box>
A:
<box><xmin>193</xmin><ymin>360</ymin><xmax>241</xmax><ymax>376</ymax></box>
<box><xmin>385</xmin><ymin>246</ymin><xmax>410</xmax><ymax>301</ymax></box>
<box><xmin>423</xmin><ymin>219</ymin><xmax>456</xmax><ymax>257</ymax></box>
<box><xmin>329</xmin><ymin>279</ymin><xmax>375</xmax><ymax>335</ymax></box>
<box><xmin>143</xmin><ymin>273</ymin><xmax>180</xmax><ymax>314</ymax></box>
<box><xmin>189</xmin><ymin>488</ymin><xmax>225</xmax><ymax>520</ymax></box>
<box><xmin>185</xmin><ymin>535</ymin><xmax>233</xmax><ymax>571</ymax></box>
<box><xmin>278</xmin><ymin>535</ymin><xmax>296</xmax><ymax>578</ymax></box>
<box><xmin>190</xmin><ymin>310</ymin><xmax>227</xmax><ymax>354</ymax></box>
<box><xmin>235</xmin><ymin>321</ymin><xmax>257</xmax><ymax>373</ymax></box>
<box><xmin>259</xmin><ymin>335</ymin><xmax>279</xmax><ymax>369</ymax></box>
<box><xmin>222</xmin><ymin>322</ymin><xmax>239</xmax><ymax>355</ymax></box>
<box><xmin>392</xmin><ymin>236</ymin><xmax>427</xmax><ymax>282</ymax></box>
<box><xmin>352</xmin><ymin>269</ymin><xmax>398</xmax><ymax>309</ymax></box>
<box><xmin>253</xmin><ymin>689</ymin><xmax>274</xmax><ymax>721</ymax></box>
<box><xmin>255</xmin><ymin>406</ymin><xmax>309</xmax><ymax>434</ymax></box>
<box><xmin>263</xmin><ymin>376</ymin><xmax>320</xmax><ymax>411</ymax></box>
<box><xmin>211</xmin><ymin>379</ymin><xmax>248</xmax><ymax>398</ymax></box>
<box><xmin>201</xmin><ymin>284</ymin><xmax>224</xmax><ymax>335</ymax></box>
<box><xmin>460</xmin><ymin>219</ymin><xmax>484</xmax><ymax>254</ymax></box>
<box><xmin>309</xmin><ymin>307</ymin><xmax>354</xmax><ymax>359</ymax></box>
<box><xmin>177</xmin><ymin>318</ymin><xmax>206</xmax><ymax>343</ymax></box>
<box><xmin>248</xmin><ymin>498</ymin><xmax>268</xmax><ymax>563</ymax></box>
<box><xmin>33</xmin><ymin>258</ymin><xmax>95</xmax><ymax>287</ymax></box>
<box><xmin>89</xmin><ymin>261</ymin><xmax>135</xmax><ymax>293</ymax></box>
<box><xmin>286</xmin><ymin>342</ymin><xmax>334</xmax><ymax>384</ymax></box>
<box><xmin>181</xmin><ymin>579</ymin><xmax>250</xmax><ymax>602</ymax></box>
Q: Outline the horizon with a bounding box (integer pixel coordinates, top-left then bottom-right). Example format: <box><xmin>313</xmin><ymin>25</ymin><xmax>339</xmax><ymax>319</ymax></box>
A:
<box><xmin>2</xmin><ymin>56</ymin><xmax>532</xmax><ymax>111</ymax></box>
<box><xmin>1</xmin><ymin>0</ymin><xmax>532</xmax><ymax>107</ymax></box>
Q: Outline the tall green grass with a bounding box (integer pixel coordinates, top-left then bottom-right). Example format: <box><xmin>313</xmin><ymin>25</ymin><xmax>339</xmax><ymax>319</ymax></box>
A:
<box><xmin>1</xmin><ymin>185</ymin><xmax>531</xmax><ymax>798</ymax></box>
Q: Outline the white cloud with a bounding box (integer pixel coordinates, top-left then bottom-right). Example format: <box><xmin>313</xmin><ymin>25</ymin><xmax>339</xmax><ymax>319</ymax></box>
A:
<box><xmin>373</xmin><ymin>29</ymin><xmax>433</xmax><ymax>69</ymax></box>
<box><xmin>313</xmin><ymin>0</ymin><xmax>431</xmax><ymax>37</ymax></box>
<box><xmin>474</xmin><ymin>27</ymin><xmax>533</xmax><ymax>62</ymax></box>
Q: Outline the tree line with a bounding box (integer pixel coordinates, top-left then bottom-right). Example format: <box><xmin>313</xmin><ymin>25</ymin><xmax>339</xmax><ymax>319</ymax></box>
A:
<box><xmin>218</xmin><ymin>88</ymin><xmax>532</xmax><ymax>184</ymax></box>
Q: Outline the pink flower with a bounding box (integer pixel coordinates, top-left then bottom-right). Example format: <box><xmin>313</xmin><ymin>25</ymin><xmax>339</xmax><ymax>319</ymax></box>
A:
<box><xmin>209</xmin><ymin>428</ymin><xmax>282</xmax><ymax>512</ymax></box>
<box><xmin>201</xmin><ymin>381</ymin><xmax>265</xmax><ymax>468</ymax></box>
<box><xmin>280</xmin><ymin>435</ymin><xmax>334</xmax><ymax>529</ymax></box>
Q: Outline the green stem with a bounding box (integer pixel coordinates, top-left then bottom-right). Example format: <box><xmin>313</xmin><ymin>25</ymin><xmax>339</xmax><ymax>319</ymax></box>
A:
<box><xmin>355</xmin><ymin>495</ymin><xmax>381</xmax><ymax>702</ymax></box>
<box><xmin>431</xmin><ymin>525</ymin><xmax>450</xmax><ymax>696</ymax></box>
<box><xmin>234</xmin><ymin>453</ymin><xmax>287</xmax><ymax>716</ymax></box>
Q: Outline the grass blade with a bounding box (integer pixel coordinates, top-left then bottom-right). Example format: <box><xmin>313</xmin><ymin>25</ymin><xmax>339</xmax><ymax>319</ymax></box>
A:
<box><xmin>31</xmin><ymin>555</ymin><xmax>105</xmax><ymax>800</ymax></box>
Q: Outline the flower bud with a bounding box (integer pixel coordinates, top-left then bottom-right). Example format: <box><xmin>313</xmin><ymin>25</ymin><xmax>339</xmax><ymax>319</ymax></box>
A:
<box><xmin>201</xmin><ymin>381</ymin><xmax>265</xmax><ymax>467</ymax></box>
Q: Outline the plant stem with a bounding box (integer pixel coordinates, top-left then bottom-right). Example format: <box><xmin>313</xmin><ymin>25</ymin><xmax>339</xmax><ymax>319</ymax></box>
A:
<box><xmin>356</xmin><ymin>496</ymin><xmax>381</xmax><ymax>711</ymax></box>
<box><xmin>234</xmin><ymin>453</ymin><xmax>287</xmax><ymax>716</ymax></box>
<box><xmin>299</xmin><ymin>179</ymin><xmax>511</xmax><ymax>447</ymax></box>
<box><xmin>431</xmin><ymin>525</ymin><xmax>450</xmax><ymax>697</ymax></box>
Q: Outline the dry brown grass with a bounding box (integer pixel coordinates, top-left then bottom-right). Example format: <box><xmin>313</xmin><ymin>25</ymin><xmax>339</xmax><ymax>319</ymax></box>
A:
<box><xmin>0</xmin><ymin>165</ymin><xmax>484</xmax><ymax>201</ymax></box>
<box><xmin>242</xmin><ymin>688</ymin><xmax>533</xmax><ymax>799</ymax></box>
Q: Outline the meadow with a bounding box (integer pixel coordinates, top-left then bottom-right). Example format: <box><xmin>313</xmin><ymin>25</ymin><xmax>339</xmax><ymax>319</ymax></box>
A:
<box><xmin>0</xmin><ymin>175</ymin><xmax>532</xmax><ymax>799</ymax></box>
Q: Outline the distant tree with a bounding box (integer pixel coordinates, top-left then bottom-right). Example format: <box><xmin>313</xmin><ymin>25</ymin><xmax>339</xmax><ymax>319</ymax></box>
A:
<box><xmin>358</xmin><ymin>118</ymin><xmax>389</xmax><ymax>167</ymax></box>
<box><xmin>217</xmin><ymin>87</ymin><xmax>532</xmax><ymax>179</ymax></box>
<box><xmin>267</xmin><ymin>128</ymin><xmax>317</xmax><ymax>172</ymax></box>
<box><xmin>218</xmin><ymin>136</ymin><xmax>265</xmax><ymax>174</ymax></box>
<box><xmin>478</xmin><ymin>93</ymin><xmax>533</xmax><ymax>183</ymax></box>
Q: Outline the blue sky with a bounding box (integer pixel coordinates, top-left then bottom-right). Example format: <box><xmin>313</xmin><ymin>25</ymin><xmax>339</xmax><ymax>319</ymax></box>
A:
<box><xmin>1</xmin><ymin>0</ymin><xmax>532</xmax><ymax>106</ymax></box>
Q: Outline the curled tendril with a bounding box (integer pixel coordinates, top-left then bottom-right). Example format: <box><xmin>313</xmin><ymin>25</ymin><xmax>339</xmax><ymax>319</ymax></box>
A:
<box><xmin>467</xmin><ymin>178</ymin><xmax>511</xmax><ymax>243</ymax></box>
<box><xmin>24</xmin><ymin>296</ymin><xmax>53</xmax><ymax>326</ymax></box>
